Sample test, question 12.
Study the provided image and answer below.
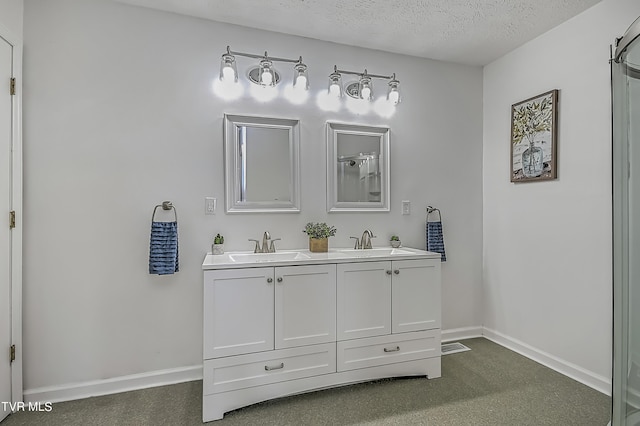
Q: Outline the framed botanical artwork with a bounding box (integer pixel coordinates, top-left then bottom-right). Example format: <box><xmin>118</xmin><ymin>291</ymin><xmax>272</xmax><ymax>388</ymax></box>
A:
<box><xmin>510</xmin><ymin>89</ymin><xmax>558</xmax><ymax>182</ymax></box>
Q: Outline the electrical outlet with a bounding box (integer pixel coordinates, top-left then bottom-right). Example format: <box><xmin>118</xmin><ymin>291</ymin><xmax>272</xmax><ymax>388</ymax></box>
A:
<box><xmin>205</xmin><ymin>197</ymin><xmax>216</xmax><ymax>215</ymax></box>
<box><xmin>402</xmin><ymin>200</ymin><xmax>411</xmax><ymax>215</ymax></box>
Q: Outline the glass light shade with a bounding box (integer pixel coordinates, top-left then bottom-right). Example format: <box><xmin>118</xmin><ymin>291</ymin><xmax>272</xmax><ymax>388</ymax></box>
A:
<box><xmin>387</xmin><ymin>79</ymin><xmax>401</xmax><ymax>105</ymax></box>
<box><xmin>358</xmin><ymin>75</ymin><xmax>373</xmax><ymax>101</ymax></box>
<box><xmin>328</xmin><ymin>71</ymin><xmax>343</xmax><ymax>98</ymax></box>
<box><xmin>293</xmin><ymin>62</ymin><xmax>309</xmax><ymax>90</ymax></box>
<box><xmin>219</xmin><ymin>53</ymin><xmax>238</xmax><ymax>83</ymax></box>
<box><xmin>258</xmin><ymin>59</ymin><xmax>276</xmax><ymax>87</ymax></box>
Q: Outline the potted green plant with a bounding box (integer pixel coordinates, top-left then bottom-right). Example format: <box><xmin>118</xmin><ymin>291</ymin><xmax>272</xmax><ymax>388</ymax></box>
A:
<box><xmin>390</xmin><ymin>235</ymin><xmax>401</xmax><ymax>248</ymax></box>
<box><xmin>303</xmin><ymin>222</ymin><xmax>337</xmax><ymax>253</ymax></box>
<box><xmin>212</xmin><ymin>233</ymin><xmax>225</xmax><ymax>255</ymax></box>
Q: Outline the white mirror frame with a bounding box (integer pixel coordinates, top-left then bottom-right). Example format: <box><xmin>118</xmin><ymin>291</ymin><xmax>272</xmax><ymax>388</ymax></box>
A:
<box><xmin>224</xmin><ymin>114</ymin><xmax>301</xmax><ymax>213</ymax></box>
<box><xmin>326</xmin><ymin>122</ymin><xmax>390</xmax><ymax>212</ymax></box>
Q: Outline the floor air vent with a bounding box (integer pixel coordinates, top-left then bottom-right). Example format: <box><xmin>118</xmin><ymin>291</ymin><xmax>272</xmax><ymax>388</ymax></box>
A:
<box><xmin>441</xmin><ymin>342</ymin><xmax>471</xmax><ymax>355</ymax></box>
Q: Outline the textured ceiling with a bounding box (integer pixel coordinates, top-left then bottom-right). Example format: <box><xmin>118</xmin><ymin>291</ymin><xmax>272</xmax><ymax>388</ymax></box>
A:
<box><xmin>115</xmin><ymin>0</ymin><xmax>601</xmax><ymax>66</ymax></box>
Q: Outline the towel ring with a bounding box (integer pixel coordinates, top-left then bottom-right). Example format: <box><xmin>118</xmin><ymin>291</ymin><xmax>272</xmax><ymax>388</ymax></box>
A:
<box><xmin>426</xmin><ymin>205</ymin><xmax>441</xmax><ymax>222</ymax></box>
<box><xmin>151</xmin><ymin>201</ymin><xmax>178</xmax><ymax>223</ymax></box>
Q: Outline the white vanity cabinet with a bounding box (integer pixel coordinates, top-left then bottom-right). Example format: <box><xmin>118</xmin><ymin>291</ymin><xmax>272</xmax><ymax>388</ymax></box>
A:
<box><xmin>336</xmin><ymin>261</ymin><xmax>391</xmax><ymax>340</ymax></box>
<box><xmin>391</xmin><ymin>259</ymin><xmax>441</xmax><ymax>334</ymax></box>
<box><xmin>202</xmin><ymin>250</ymin><xmax>441</xmax><ymax>422</ymax></box>
<box><xmin>336</xmin><ymin>259</ymin><xmax>441</xmax><ymax>373</ymax></box>
<box><xmin>337</xmin><ymin>259</ymin><xmax>441</xmax><ymax>339</ymax></box>
<box><xmin>204</xmin><ymin>267</ymin><xmax>274</xmax><ymax>359</ymax></box>
<box><xmin>204</xmin><ymin>264</ymin><xmax>336</xmax><ymax>358</ymax></box>
<box><xmin>275</xmin><ymin>264</ymin><xmax>336</xmax><ymax>349</ymax></box>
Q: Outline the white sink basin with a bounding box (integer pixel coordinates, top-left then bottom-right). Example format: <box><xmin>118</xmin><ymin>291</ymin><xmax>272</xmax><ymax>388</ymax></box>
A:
<box><xmin>228</xmin><ymin>251</ymin><xmax>311</xmax><ymax>263</ymax></box>
<box><xmin>204</xmin><ymin>246</ymin><xmax>439</xmax><ymax>270</ymax></box>
<box><xmin>336</xmin><ymin>248</ymin><xmax>414</xmax><ymax>257</ymax></box>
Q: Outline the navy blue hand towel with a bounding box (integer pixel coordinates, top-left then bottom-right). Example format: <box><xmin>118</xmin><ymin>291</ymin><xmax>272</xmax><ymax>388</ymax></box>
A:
<box><xmin>426</xmin><ymin>221</ymin><xmax>447</xmax><ymax>262</ymax></box>
<box><xmin>149</xmin><ymin>221</ymin><xmax>179</xmax><ymax>275</ymax></box>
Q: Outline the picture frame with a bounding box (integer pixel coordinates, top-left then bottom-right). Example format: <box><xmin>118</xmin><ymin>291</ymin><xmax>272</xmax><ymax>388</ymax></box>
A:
<box><xmin>510</xmin><ymin>89</ymin><xmax>558</xmax><ymax>182</ymax></box>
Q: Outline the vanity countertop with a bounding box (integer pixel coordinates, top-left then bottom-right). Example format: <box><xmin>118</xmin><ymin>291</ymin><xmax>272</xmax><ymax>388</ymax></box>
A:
<box><xmin>202</xmin><ymin>246</ymin><xmax>441</xmax><ymax>270</ymax></box>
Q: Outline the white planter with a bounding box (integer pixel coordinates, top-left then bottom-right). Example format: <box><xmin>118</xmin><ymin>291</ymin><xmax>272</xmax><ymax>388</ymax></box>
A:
<box><xmin>212</xmin><ymin>244</ymin><xmax>224</xmax><ymax>255</ymax></box>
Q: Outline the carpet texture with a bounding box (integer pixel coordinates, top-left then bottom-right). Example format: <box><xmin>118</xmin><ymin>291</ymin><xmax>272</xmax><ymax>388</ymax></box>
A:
<box><xmin>1</xmin><ymin>338</ymin><xmax>611</xmax><ymax>425</ymax></box>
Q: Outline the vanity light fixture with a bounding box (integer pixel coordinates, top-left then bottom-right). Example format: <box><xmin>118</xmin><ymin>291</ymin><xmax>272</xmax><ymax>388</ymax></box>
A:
<box><xmin>293</xmin><ymin>62</ymin><xmax>309</xmax><ymax>90</ymax></box>
<box><xmin>328</xmin><ymin>66</ymin><xmax>343</xmax><ymax>97</ymax></box>
<box><xmin>328</xmin><ymin>66</ymin><xmax>401</xmax><ymax>105</ymax></box>
<box><xmin>387</xmin><ymin>74</ymin><xmax>401</xmax><ymax>105</ymax></box>
<box><xmin>357</xmin><ymin>71</ymin><xmax>373</xmax><ymax>101</ymax></box>
<box><xmin>219</xmin><ymin>49</ymin><xmax>238</xmax><ymax>83</ymax></box>
<box><xmin>257</xmin><ymin>57</ymin><xmax>276</xmax><ymax>86</ymax></box>
<box><xmin>219</xmin><ymin>46</ymin><xmax>309</xmax><ymax>90</ymax></box>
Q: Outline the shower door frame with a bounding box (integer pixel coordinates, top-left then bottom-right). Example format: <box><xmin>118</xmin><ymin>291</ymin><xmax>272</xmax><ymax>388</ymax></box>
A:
<box><xmin>612</xmin><ymin>56</ymin><xmax>630</xmax><ymax>426</ymax></box>
<box><xmin>612</xmin><ymin>16</ymin><xmax>640</xmax><ymax>425</ymax></box>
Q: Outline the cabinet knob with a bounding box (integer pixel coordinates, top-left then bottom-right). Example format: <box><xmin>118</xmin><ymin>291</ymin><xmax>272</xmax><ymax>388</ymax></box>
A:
<box><xmin>267</xmin><ymin>277</ymin><xmax>273</xmax><ymax>283</ymax></box>
<box><xmin>386</xmin><ymin>270</ymin><xmax>392</xmax><ymax>275</ymax></box>
<box><xmin>393</xmin><ymin>269</ymin><xmax>400</xmax><ymax>275</ymax></box>
<box><xmin>277</xmin><ymin>277</ymin><xmax>283</xmax><ymax>283</ymax></box>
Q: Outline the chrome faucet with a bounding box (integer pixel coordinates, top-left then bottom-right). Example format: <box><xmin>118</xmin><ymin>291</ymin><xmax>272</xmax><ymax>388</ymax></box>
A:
<box><xmin>360</xmin><ymin>229</ymin><xmax>375</xmax><ymax>249</ymax></box>
<box><xmin>261</xmin><ymin>231</ymin><xmax>271</xmax><ymax>253</ymax></box>
<box><xmin>269</xmin><ymin>238</ymin><xmax>281</xmax><ymax>253</ymax></box>
<box><xmin>248</xmin><ymin>231</ymin><xmax>279</xmax><ymax>253</ymax></box>
<box><xmin>350</xmin><ymin>236</ymin><xmax>362</xmax><ymax>249</ymax></box>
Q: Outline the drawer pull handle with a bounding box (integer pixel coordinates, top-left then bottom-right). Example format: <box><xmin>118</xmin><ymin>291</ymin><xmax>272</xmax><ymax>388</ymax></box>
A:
<box><xmin>264</xmin><ymin>362</ymin><xmax>284</xmax><ymax>371</ymax></box>
<box><xmin>384</xmin><ymin>346</ymin><xmax>400</xmax><ymax>353</ymax></box>
<box><xmin>393</xmin><ymin>270</ymin><xmax>400</xmax><ymax>275</ymax></box>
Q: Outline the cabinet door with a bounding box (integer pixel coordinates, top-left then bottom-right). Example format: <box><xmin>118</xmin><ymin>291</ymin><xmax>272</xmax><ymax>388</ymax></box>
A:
<box><xmin>275</xmin><ymin>264</ymin><xmax>336</xmax><ymax>349</ymax></box>
<box><xmin>204</xmin><ymin>268</ymin><xmax>274</xmax><ymax>359</ymax></box>
<box><xmin>337</xmin><ymin>261</ymin><xmax>391</xmax><ymax>340</ymax></box>
<box><xmin>391</xmin><ymin>259</ymin><xmax>441</xmax><ymax>334</ymax></box>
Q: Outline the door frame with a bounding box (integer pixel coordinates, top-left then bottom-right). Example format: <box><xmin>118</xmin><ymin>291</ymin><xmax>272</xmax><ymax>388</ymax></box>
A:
<box><xmin>0</xmin><ymin>21</ymin><xmax>23</xmax><ymax>406</ymax></box>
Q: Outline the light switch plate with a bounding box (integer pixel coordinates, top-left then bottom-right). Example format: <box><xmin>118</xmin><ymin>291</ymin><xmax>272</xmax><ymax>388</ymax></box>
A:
<box><xmin>402</xmin><ymin>200</ymin><xmax>411</xmax><ymax>215</ymax></box>
<box><xmin>205</xmin><ymin>197</ymin><xmax>216</xmax><ymax>215</ymax></box>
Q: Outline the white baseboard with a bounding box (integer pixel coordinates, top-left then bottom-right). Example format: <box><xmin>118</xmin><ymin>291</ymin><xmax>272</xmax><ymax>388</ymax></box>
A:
<box><xmin>23</xmin><ymin>365</ymin><xmax>202</xmax><ymax>404</ymax></box>
<box><xmin>22</xmin><ymin>328</ymin><xmax>612</xmax><ymax>403</ymax></box>
<box><xmin>482</xmin><ymin>327</ymin><xmax>611</xmax><ymax>396</ymax></box>
<box><xmin>441</xmin><ymin>326</ymin><xmax>483</xmax><ymax>343</ymax></box>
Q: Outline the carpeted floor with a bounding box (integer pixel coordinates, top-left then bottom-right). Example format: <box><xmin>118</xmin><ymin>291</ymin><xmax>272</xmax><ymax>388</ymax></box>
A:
<box><xmin>0</xmin><ymin>338</ymin><xmax>611</xmax><ymax>425</ymax></box>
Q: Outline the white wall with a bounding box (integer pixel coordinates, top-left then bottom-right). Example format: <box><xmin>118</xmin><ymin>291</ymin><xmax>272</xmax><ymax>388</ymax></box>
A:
<box><xmin>22</xmin><ymin>0</ymin><xmax>483</xmax><ymax>392</ymax></box>
<box><xmin>0</xmin><ymin>0</ymin><xmax>23</xmax><ymax>39</ymax></box>
<box><xmin>483</xmin><ymin>0</ymin><xmax>640</xmax><ymax>391</ymax></box>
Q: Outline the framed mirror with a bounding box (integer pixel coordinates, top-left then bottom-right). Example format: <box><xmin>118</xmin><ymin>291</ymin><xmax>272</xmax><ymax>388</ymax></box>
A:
<box><xmin>326</xmin><ymin>122</ymin><xmax>390</xmax><ymax>212</ymax></box>
<box><xmin>224</xmin><ymin>114</ymin><xmax>300</xmax><ymax>213</ymax></box>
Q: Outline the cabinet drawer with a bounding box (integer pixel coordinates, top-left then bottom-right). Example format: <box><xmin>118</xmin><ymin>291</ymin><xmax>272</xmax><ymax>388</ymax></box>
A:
<box><xmin>204</xmin><ymin>343</ymin><xmax>336</xmax><ymax>395</ymax></box>
<box><xmin>337</xmin><ymin>330</ymin><xmax>440</xmax><ymax>372</ymax></box>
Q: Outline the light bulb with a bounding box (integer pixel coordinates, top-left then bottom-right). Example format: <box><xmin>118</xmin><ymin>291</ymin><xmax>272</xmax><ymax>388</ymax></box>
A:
<box><xmin>329</xmin><ymin>83</ymin><xmax>341</xmax><ymax>97</ymax></box>
<box><xmin>221</xmin><ymin>66</ymin><xmax>235</xmax><ymax>82</ymax></box>
<box><xmin>293</xmin><ymin>61</ymin><xmax>309</xmax><ymax>90</ymax></box>
<box><xmin>294</xmin><ymin>75</ymin><xmax>307</xmax><ymax>90</ymax></box>
<box><xmin>388</xmin><ymin>90</ymin><xmax>400</xmax><ymax>105</ymax></box>
<box><xmin>261</xmin><ymin>70</ymin><xmax>273</xmax><ymax>85</ymax></box>
<box><xmin>219</xmin><ymin>49</ymin><xmax>238</xmax><ymax>83</ymax></box>
<box><xmin>386</xmin><ymin>75</ymin><xmax>400</xmax><ymax>105</ymax></box>
<box><xmin>358</xmin><ymin>72</ymin><xmax>373</xmax><ymax>100</ymax></box>
<box><xmin>328</xmin><ymin>67</ymin><xmax>343</xmax><ymax>99</ymax></box>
